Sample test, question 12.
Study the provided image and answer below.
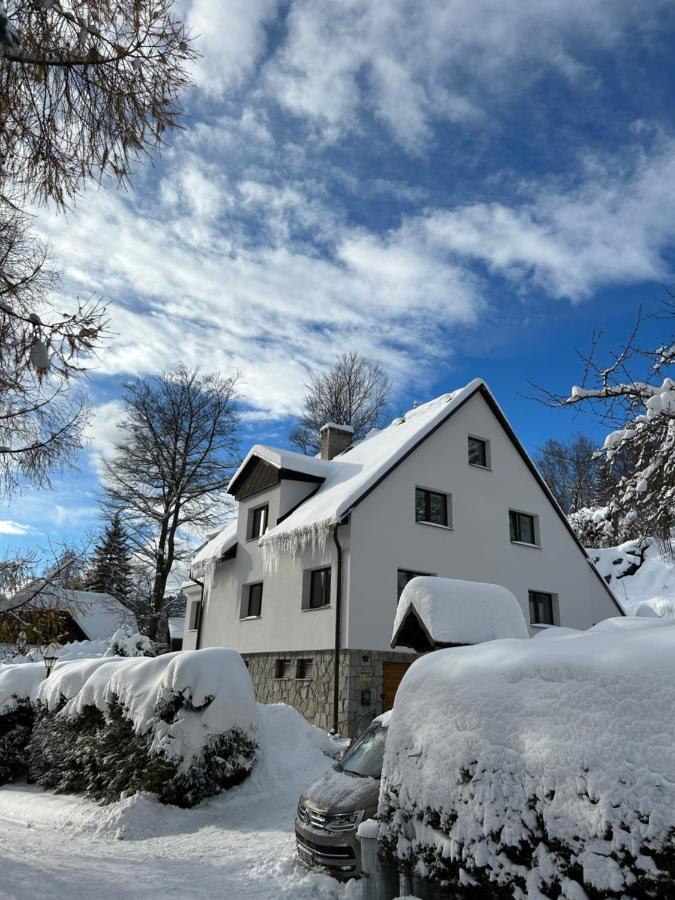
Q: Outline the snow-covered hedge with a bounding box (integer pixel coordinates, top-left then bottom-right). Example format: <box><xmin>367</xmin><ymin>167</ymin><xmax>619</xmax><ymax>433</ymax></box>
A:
<box><xmin>0</xmin><ymin>649</ymin><xmax>258</xmax><ymax>806</ymax></box>
<box><xmin>0</xmin><ymin>663</ymin><xmax>45</xmax><ymax>784</ymax></box>
<box><xmin>379</xmin><ymin>620</ymin><xmax>675</xmax><ymax>899</ymax></box>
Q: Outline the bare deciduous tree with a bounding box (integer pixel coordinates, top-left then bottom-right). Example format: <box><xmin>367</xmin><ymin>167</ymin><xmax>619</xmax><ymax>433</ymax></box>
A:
<box><xmin>534</xmin><ymin>433</ymin><xmax>602</xmax><ymax>514</ymax></box>
<box><xmin>102</xmin><ymin>365</ymin><xmax>239</xmax><ymax>639</ymax></box>
<box><xmin>0</xmin><ymin>205</ymin><xmax>107</xmax><ymax>497</ymax></box>
<box><xmin>290</xmin><ymin>352</ymin><xmax>392</xmax><ymax>454</ymax></box>
<box><xmin>0</xmin><ymin>0</ymin><xmax>196</xmax><ymax>208</ymax></box>
<box><xmin>0</xmin><ymin>0</ymin><xmax>195</xmax><ymax>497</ymax></box>
<box><xmin>536</xmin><ymin>296</ymin><xmax>675</xmax><ymax>551</ymax></box>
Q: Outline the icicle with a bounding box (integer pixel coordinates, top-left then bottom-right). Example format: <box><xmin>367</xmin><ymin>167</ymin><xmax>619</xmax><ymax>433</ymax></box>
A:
<box><xmin>260</xmin><ymin>520</ymin><xmax>334</xmax><ymax>572</ymax></box>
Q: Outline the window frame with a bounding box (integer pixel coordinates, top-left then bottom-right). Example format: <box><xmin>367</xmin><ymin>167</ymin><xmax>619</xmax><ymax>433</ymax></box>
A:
<box><xmin>415</xmin><ymin>486</ymin><xmax>451</xmax><ymax>528</ymax></box>
<box><xmin>528</xmin><ymin>590</ymin><xmax>557</xmax><ymax>626</ymax></box>
<box><xmin>295</xmin><ymin>658</ymin><xmax>314</xmax><ymax>679</ymax></box>
<box><xmin>274</xmin><ymin>658</ymin><xmax>292</xmax><ymax>679</ymax></box>
<box><xmin>188</xmin><ymin>599</ymin><xmax>202</xmax><ymax>631</ymax></box>
<box><xmin>241</xmin><ymin>581</ymin><xmax>263</xmax><ymax>619</ymax></box>
<box><xmin>468</xmin><ymin>435</ymin><xmax>490</xmax><ymax>469</ymax></box>
<box><xmin>306</xmin><ymin>566</ymin><xmax>331</xmax><ymax>610</ymax></box>
<box><xmin>247</xmin><ymin>503</ymin><xmax>269</xmax><ymax>541</ymax></box>
<box><xmin>509</xmin><ymin>509</ymin><xmax>539</xmax><ymax>546</ymax></box>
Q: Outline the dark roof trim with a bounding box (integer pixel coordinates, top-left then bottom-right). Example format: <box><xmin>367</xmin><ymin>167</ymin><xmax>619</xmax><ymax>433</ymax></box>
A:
<box><xmin>279</xmin><ymin>468</ymin><xmax>325</xmax><ymax>484</ymax></box>
<box><xmin>349</xmin><ymin>382</ymin><xmax>623</xmax><ymax>616</ymax></box>
<box><xmin>228</xmin><ymin>455</ymin><xmax>324</xmax><ymax>497</ymax></box>
<box><xmin>391</xmin><ymin>604</ymin><xmax>435</xmax><ymax>651</ymax></box>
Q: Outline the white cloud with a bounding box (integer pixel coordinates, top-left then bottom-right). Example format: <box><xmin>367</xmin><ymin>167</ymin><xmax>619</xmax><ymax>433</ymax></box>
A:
<box><xmin>259</xmin><ymin>0</ymin><xmax>669</xmax><ymax>151</ymax></box>
<box><xmin>0</xmin><ymin>520</ymin><xmax>35</xmax><ymax>536</ymax></box>
<box><xmin>38</xmin><ymin>166</ymin><xmax>482</xmax><ymax>418</ymax></box>
<box><xmin>186</xmin><ymin>0</ymin><xmax>280</xmax><ymax>96</ymax></box>
<box><xmin>421</xmin><ymin>140</ymin><xmax>675</xmax><ymax>299</ymax></box>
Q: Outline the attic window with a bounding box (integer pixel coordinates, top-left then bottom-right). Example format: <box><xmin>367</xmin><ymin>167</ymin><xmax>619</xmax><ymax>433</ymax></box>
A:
<box><xmin>415</xmin><ymin>487</ymin><xmax>450</xmax><ymax>527</ymax></box>
<box><xmin>247</xmin><ymin>504</ymin><xmax>269</xmax><ymax>540</ymax></box>
<box><xmin>468</xmin><ymin>435</ymin><xmax>489</xmax><ymax>468</ymax></box>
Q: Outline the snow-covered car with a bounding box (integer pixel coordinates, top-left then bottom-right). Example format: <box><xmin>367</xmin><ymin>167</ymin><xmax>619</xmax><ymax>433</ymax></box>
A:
<box><xmin>295</xmin><ymin>713</ymin><xmax>389</xmax><ymax>878</ymax></box>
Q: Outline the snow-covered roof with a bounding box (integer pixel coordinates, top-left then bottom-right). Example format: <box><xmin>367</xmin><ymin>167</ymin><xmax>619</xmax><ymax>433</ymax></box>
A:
<box><xmin>259</xmin><ymin>379</ymin><xmax>485</xmax><ymax>552</ymax></box>
<box><xmin>5</xmin><ymin>587</ymin><xmax>136</xmax><ymax>641</ymax></box>
<box><xmin>228</xmin><ymin>445</ymin><xmax>332</xmax><ymax>491</ymax></box>
<box><xmin>392</xmin><ymin>576</ymin><xmax>529</xmax><ymax>649</ymax></box>
<box><xmin>191</xmin><ymin>520</ymin><xmax>238</xmax><ymax>571</ymax></box>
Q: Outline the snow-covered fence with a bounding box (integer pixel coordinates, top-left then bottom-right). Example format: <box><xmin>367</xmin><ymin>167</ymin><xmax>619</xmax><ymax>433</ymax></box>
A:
<box><xmin>378</xmin><ymin>620</ymin><xmax>675</xmax><ymax>899</ymax></box>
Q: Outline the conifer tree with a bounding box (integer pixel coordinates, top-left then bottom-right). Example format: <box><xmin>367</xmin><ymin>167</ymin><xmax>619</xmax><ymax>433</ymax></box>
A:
<box><xmin>86</xmin><ymin>513</ymin><xmax>133</xmax><ymax>603</ymax></box>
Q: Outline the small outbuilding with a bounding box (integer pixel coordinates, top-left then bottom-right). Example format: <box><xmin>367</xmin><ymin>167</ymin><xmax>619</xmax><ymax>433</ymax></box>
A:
<box><xmin>391</xmin><ymin>576</ymin><xmax>528</xmax><ymax>652</ymax></box>
<box><xmin>167</xmin><ymin>617</ymin><xmax>186</xmax><ymax>651</ymax></box>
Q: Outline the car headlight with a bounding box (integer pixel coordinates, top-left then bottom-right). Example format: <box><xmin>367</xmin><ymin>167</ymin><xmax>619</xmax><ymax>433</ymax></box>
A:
<box><xmin>324</xmin><ymin>809</ymin><xmax>365</xmax><ymax>833</ymax></box>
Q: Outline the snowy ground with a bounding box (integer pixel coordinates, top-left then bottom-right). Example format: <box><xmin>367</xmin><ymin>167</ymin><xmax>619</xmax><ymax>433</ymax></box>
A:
<box><xmin>0</xmin><ymin>704</ymin><xmax>359</xmax><ymax>900</ymax></box>
<box><xmin>590</xmin><ymin>538</ymin><xmax>675</xmax><ymax>615</ymax></box>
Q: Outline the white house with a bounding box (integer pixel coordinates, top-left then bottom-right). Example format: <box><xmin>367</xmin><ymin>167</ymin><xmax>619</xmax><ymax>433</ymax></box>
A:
<box><xmin>183</xmin><ymin>379</ymin><xmax>622</xmax><ymax>734</ymax></box>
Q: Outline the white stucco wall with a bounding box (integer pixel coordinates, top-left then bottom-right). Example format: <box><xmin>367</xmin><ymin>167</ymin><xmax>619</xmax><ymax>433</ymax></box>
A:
<box><xmin>183</xmin><ymin>479</ymin><xmax>345</xmax><ymax>653</ymax></box>
<box><xmin>345</xmin><ymin>390</ymin><xmax>621</xmax><ymax>651</ymax></box>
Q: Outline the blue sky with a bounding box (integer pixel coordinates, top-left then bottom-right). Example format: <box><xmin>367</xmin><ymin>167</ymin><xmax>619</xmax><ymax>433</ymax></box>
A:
<box><xmin>2</xmin><ymin>0</ymin><xmax>675</xmax><ymax>554</ymax></box>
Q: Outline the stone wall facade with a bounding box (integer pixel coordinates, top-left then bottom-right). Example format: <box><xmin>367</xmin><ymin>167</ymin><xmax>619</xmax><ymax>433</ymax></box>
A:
<box><xmin>242</xmin><ymin>647</ymin><xmax>416</xmax><ymax>736</ymax></box>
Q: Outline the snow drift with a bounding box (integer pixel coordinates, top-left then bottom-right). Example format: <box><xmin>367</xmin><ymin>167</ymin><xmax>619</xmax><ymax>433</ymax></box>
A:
<box><xmin>379</xmin><ymin>619</ymin><xmax>675</xmax><ymax>898</ymax></box>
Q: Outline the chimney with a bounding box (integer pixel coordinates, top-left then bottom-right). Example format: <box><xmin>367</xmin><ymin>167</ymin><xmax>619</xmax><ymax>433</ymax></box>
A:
<box><xmin>320</xmin><ymin>422</ymin><xmax>354</xmax><ymax>460</ymax></box>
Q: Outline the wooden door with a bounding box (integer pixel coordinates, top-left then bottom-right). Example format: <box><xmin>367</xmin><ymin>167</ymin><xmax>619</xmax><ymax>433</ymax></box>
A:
<box><xmin>383</xmin><ymin>661</ymin><xmax>412</xmax><ymax>711</ymax></box>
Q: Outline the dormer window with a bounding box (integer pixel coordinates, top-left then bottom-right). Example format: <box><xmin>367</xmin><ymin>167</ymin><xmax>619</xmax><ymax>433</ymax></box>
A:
<box><xmin>247</xmin><ymin>504</ymin><xmax>269</xmax><ymax>540</ymax></box>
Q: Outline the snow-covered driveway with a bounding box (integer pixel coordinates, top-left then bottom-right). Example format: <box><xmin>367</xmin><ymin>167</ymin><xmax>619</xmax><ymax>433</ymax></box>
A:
<box><xmin>0</xmin><ymin>705</ymin><xmax>359</xmax><ymax>900</ymax></box>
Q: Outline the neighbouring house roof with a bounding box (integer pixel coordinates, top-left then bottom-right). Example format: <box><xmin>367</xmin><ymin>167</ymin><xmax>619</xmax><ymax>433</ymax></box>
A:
<box><xmin>392</xmin><ymin>576</ymin><xmax>529</xmax><ymax>651</ymax></box>
<box><xmin>2</xmin><ymin>586</ymin><xmax>136</xmax><ymax>641</ymax></box>
<box><xmin>168</xmin><ymin>617</ymin><xmax>185</xmax><ymax>640</ymax></box>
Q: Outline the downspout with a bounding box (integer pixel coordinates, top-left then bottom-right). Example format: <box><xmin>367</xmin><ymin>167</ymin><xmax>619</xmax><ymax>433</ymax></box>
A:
<box><xmin>331</xmin><ymin>522</ymin><xmax>344</xmax><ymax>734</ymax></box>
<box><xmin>190</xmin><ymin>573</ymin><xmax>205</xmax><ymax>651</ymax></box>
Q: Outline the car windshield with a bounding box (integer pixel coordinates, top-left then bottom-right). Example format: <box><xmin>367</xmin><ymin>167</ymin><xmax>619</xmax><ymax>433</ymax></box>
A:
<box><xmin>339</xmin><ymin>724</ymin><xmax>387</xmax><ymax>779</ymax></box>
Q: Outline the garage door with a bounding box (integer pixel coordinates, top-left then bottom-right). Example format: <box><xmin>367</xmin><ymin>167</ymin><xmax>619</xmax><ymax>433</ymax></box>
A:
<box><xmin>383</xmin><ymin>661</ymin><xmax>412</xmax><ymax>711</ymax></box>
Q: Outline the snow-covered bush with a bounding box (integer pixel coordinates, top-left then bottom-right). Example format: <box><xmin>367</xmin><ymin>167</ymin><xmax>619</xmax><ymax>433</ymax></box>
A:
<box><xmin>379</xmin><ymin>621</ymin><xmax>675</xmax><ymax>898</ymax></box>
<box><xmin>106</xmin><ymin>625</ymin><xmax>156</xmax><ymax>658</ymax></box>
<box><xmin>27</xmin><ymin>649</ymin><xmax>258</xmax><ymax>807</ymax></box>
<box><xmin>568</xmin><ymin>505</ymin><xmax>616</xmax><ymax>548</ymax></box>
<box><xmin>0</xmin><ymin>663</ymin><xmax>44</xmax><ymax>784</ymax></box>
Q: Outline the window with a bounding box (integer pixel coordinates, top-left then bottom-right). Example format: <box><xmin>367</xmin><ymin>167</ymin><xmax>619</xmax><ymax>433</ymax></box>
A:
<box><xmin>529</xmin><ymin>591</ymin><xmax>556</xmax><ymax>626</ymax></box>
<box><xmin>397</xmin><ymin>569</ymin><xmax>434</xmax><ymax>599</ymax></box>
<box><xmin>296</xmin><ymin>658</ymin><xmax>314</xmax><ymax>679</ymax></box>
<box><xmin>415</xmin><ymin>487</ymin><xmax>450</xmax><ymax>527</ymax></box>
<box><xmin>275</xmin><ymin>658</ymin><xmax>292</xmax><ymax>678</ymax></box>
<box><xmin>247</xmin><ymin>504</ymin><xmax>269</xmax><ymax>540</ymax></box>
<box><xmin>468</xmin><ymin>435</ymin><xmax>489</xmax><ymax>468</ymax></box>
<box><xmin>241</xmin><ymin>582</ymin><xmax>263</xmax><ymax>618</ymax></box>
<box><xmin>188</xmin><ymin>600</ymin><xmax>202</xmax><ymax>631</ymax></box>
<box><xmin>509</xmin><ymin>510</ymin><xmax>537</xmax><ymax>545</ymax></box>
<box><xmin>308</xmin><ymin>567</ymin><xmax>331</xmax><ymax>609</ymax></box>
